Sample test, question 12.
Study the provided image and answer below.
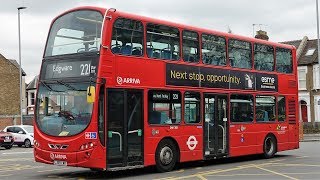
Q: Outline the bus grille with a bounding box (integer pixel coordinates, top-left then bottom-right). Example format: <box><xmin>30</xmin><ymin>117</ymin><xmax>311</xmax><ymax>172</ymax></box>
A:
<box><xmin>288</xmin><ymin>99</ymin><xmax>296</xmax><ymax>124</ymax></box>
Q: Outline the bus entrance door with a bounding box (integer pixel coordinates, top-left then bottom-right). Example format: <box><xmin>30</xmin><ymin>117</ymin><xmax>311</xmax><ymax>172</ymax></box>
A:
<box><xmin>204</xmin><ymin>94</ymin><xmax>229</xmax><ymax>158</ymax></box>
<box><xmin>107</xmin><ymin>89</ymin><xmax>143</xmax><ymax>169</ymax></box>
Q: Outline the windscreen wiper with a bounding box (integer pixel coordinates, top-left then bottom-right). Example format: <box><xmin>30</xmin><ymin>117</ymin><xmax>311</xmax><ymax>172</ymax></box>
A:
<box><xmin>40</xmin><ymin>81</ymin><xmax>53</xmax><ymax>91</ymax></box>
<box><xmin>57</xmin><ymin>80</ymin><xmax>79</xmax><ymax>91</ymax></box>
<box><xmin>40</xmin><ymin>81</ymin><xmax>63</xmax><ymax>92</ymax></box>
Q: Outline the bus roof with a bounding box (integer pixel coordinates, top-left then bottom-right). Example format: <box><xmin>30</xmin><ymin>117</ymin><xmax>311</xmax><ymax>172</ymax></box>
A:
<box><xmin>54</xmin><ymin>6</ymin><xmax>295</xmax><ymax>50</ymax></box>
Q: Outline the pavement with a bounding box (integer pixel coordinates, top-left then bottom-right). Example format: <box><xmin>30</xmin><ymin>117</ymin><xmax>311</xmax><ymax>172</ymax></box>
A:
<box><xmin>300</xmin><ymin>133</ymin><xmax>320</xmax><ymax>142</ymax></box>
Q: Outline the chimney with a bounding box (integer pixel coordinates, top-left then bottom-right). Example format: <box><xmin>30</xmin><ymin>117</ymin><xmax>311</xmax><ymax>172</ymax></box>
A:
<box><xmin>255</xmin><ymin>30</ymin><xmax>269</xmax><ymax>41</ymax></box>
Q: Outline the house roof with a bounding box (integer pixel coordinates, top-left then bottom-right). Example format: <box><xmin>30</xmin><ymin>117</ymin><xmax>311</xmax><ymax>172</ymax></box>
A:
<box><xmin>282</xmin><ymin>37</ymin><xmax>319</xmax><ymax>66</ymax></box>
<box><xmin>0</xmin><ymin>53</ymin><xmax>26</xmax><ymax>76</ymax></box>
<box><xmin>26</xmin><ymin>75</ymin><xmax>39</xmax><ymax>90</ymax></box>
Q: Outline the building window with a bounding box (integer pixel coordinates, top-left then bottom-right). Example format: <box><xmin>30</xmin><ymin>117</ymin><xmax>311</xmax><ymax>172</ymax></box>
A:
<box><xmin>184</xmin><ymin>92</ymin><xmax>200</xmax><ymax>123</ymax></box>
<box><xmin>256</xmin><ymin>95</ymin><xmax>276</xmax><ymax>122</ymax></box>
<box><xmin>30</xmin><ymin>92</ymin><xmax>35</xmax><ymax>106</ymax></box>
<box><xmin>148</xmin><ymin>90</ymin><xmax>181</xmax><ymax>124</ymax></box>
<box><xmin>305</xmin><ymin>48</ymin><xmax>315</xmax><ymax>56</ymax></box>
<box><xmin>298</xmin><ymin>67</ymin><xmax>307</xmax><ymax>90</ymax></box>
<box><xmin>278</xmin><ymin>96</ymin><xmax>286</xmax><ymax>122</ymax></box>
<box><xmin>313</xmin><ymin>64</ymin><xmax>320</xmax><ymax>90</ymax></box>
<box><xmin>230</xmin><ymin>94</ymin><xmax>253</xmax><ymax>122</ymax></box>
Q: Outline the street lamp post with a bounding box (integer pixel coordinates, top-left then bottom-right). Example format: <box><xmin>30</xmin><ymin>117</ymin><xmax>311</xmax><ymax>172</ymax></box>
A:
<box><xmin>18</xmin><ymin>6</ymin><xmax>26</xmax><ymax>125</ymax></box>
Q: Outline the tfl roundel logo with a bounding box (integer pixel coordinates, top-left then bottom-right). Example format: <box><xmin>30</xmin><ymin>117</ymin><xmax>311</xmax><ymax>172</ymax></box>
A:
<box><xmin>186</xmin><ymin>135</ymin><xmax>198</xmax><ymax>150</ymax></box>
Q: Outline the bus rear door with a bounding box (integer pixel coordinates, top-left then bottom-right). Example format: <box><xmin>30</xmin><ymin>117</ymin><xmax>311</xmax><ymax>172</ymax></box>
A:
<box><xmin>204</xmin><ymin>94</ymin><xmax>229</xmax><ymax>158</ymax></box>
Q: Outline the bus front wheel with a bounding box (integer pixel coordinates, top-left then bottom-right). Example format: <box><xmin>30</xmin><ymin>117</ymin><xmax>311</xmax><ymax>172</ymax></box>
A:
<box><xmin>263</xmin><ymin>135</ymin><xmax>277</xmax><ymax>158</ymax></box>
<box><xmin>155</xmin><ymin>139</ymin><xmax>178</xmax><ymax>172</ymax></box>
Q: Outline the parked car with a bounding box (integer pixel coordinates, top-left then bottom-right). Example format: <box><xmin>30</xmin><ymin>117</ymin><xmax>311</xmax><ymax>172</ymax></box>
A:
<box><xmin>0</xmin><ymin>131</ymin><xmax>14</xmax><ymax>149</ymax></box>
<box><xmin>3</xmin><ymin>125</ymin><xmax>34</xmax><ymax>148</ymax></box>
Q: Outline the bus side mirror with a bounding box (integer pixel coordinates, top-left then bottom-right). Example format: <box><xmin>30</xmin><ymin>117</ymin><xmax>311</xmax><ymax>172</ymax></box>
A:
<box><xmin>87</xmin><ymin>86</ymin><xmax>96</xmax><ymax>103</ymax></box>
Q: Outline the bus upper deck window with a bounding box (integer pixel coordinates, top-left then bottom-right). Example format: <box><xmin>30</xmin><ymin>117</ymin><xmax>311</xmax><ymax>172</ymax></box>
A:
<box><xmin>276</xmin><ymin>48</ymin><xmax>293</xmax><ymax>73</ymax></box>
<box><xmin>45</xmin><ymin>10</ymin><xmax>103</xmax><ymax>57</ymax></box>
<box><xmin>111</xmin><ymin>18</ymin><xmax>144</xmax><ymax>56</ymax></box>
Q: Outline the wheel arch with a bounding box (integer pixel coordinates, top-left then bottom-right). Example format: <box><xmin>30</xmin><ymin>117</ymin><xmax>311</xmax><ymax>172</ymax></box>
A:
<box><xmin>156</xmin><ymin>136</ymin><xmax>181</xmax><ymax>163</ymax></box>
<box><xmin>264</xmin><ymin>133</ymin><xmax>278</xmax><ymax>152</ymax></box>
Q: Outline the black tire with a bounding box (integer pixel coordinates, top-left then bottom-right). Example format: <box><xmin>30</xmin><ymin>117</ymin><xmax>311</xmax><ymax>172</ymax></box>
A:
<box><xmin>263</xmin><ymin>135</ymin><xmax>277</xmax><ymax>158</ymax></box>
<box><xmin>18</xmin><ymin>144</ymin><xmax>22</xmax><ymax>147</ymax></box>
<box><xmin>155</xmin><ymin>139</ymin><xmax>178</xmax><ymax>172</ymax></box>
<box><xmin>5</xmin><ymin>145</ymin><xmax>12</xmax><ymax>149</ymax></box>
<box><xmin>24</xmin><ymin>139</ymin><xmax>31</xmax><ymax>148</ymax></box>
<box><xmin>90</xmin><ymin>168</ymin><xmax>105</xmax><ymax>172</ymax></box>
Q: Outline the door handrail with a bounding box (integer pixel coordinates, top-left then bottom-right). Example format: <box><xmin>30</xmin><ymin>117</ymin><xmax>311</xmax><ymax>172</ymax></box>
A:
<box><xmin>109</xmin><ymin>131</ymin><xmax>122</xmax><ymax>152</ymax></box>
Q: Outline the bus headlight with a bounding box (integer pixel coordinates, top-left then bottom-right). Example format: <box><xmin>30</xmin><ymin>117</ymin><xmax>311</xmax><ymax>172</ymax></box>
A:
<box><xmin>80</xmin><ymin>142</ymin><xmax>95</xmax><ymax>150</ymax></box>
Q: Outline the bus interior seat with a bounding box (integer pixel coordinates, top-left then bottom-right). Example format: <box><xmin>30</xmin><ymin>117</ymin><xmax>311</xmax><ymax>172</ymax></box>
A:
<box><xmin>147</xmin><ymin>47</ymin><xmax>153</xmax><ymax>57</ymax></box>
<box><xmin>111</xmin><ymin>46</ymin><xmax>121</xmax><ymax>53</ymax></box>
<box><xmin>132</xmin><ymin>48</ymin><xmax>142</xmax><ymax>56</ymax></box>
<box><xmin>153</xmin><ymin>51</ymin><xmax>160</xmax><ymax>58</ymax></box>
<box><xmin>161</xmin><ymin>49</ymin><xmax>171</xmax><ymax>59</ymax></box>
<box><xmin>120</xmin><ymin>45</ymin><xmax>132</xmax><ymax>55</ymax></box>
<box><xmin>89</xmin><ymin>47</ymin><xmax>98</xmax><ymax>52</ymax></box>
<box><xmin>150</xmin><ymin>111</ymin><xmax>161</xmax><ymax>124</ymax></box>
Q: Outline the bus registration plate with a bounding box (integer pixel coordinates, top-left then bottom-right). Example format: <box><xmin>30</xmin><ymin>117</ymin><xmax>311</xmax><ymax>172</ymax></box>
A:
<box><xmin>53</xmin><ymin>160</ymin><xmax>67</xmax><ymax>166</ymax></box>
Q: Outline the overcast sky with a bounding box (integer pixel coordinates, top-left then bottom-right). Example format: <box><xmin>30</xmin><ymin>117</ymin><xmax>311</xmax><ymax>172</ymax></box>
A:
<box><xmin>0</xmin><ymin>0</ymin><xmax>317</xmax><ymax>83</ymax></box>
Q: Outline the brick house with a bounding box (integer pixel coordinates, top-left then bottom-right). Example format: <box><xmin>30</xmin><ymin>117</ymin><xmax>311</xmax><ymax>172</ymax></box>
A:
<box><xmin>0</xmin><ymin>53</ymin><xmax>27</xmax><ymax>130</ymax></box>
<box><xmin>26</xmin><ymin>75</ymin><xmax>38</xmax><ymax>115</ymax></box>
<box><xmin>283</xmin><ymin>36</ymin><xmax>320</xmax><ymax>125</ymax></box>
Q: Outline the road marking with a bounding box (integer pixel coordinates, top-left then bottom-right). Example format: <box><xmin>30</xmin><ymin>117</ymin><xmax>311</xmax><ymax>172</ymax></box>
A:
<box><xmin>296</xmin><ymin>156</ymin><xmax>309</xmax><ymax>159</ymax></box>
<box><xmin>268</xmin><ymin>163</ymin><xmax>320</xmax><ymax>167</ymax></box>
<box><xmin>0</xmin><ymin>158</ymin><xmax>33</xmax><ymax>162</ymax></box>
<box><xmin>207</xmin><ymin>173</ymin><xmax>270</xmax><ymax>177</ymax></box>
<box><xmin>196</xmin><ymin>174</ymin><xmax>207</xmax><ymax>180</ymax></box>
<box><xmin>1</xmin><ymin>151</ymin><xmax>33</xmax><ymax>155</ymax></box>
<box><xmin>169</xmin><ymin>169</ymin><xmax>184</xmax><ymax>173</ymax></box>
<box><xmin>153</xmin><ymin>176</ymin><xmax>176</xmax><ymax>180</ymax></box>
<box><xmin>0</xmin><ymin>165</ymin><xmax>43</xmax><ymax>172</ymax></box>
<box><xmin>37</xmin><ymin>168</ymin><xmax>71</xmax><ymax>173</ymax></box>
<box><xmin>0</xmin><ymin>174</ymin><xmax>13</xmax><ymax>177</ymax></box>
<box><xmin>253</xmin><ymin>165</ymin><xmax>298</xmax><ymax>180</ymax></box>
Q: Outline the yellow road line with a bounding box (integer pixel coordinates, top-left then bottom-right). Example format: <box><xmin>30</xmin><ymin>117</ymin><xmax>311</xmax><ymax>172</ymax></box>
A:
<box><xmin>296</xmin><ymin>156</ymin><xmax>309</xmax><ymax>159</ymax></box>
<box><xmin>153</xmin><ymin>176</ymin><xmax>176</xmax><ymax>180</ymax></box>
<box><xmin>267</xmin><ymin>163</ymin><xmax>320</xmax><ymax>167</ymax></box>
<box><xmin>253</xmin><ymin>165</ymin><xmax>299</xmax><ymax>180</ymax></box>
<box><xmin>196</xmin><ymin>174</ymin><xmax>207</xmax><ymax>180</ymax></box>
<box><xmin>37</xmin><ymin>168</ymin><xmax>70</xmax><ymax>173</ymax></box>
<box><xmin>0</xmin><ymin>158</ymin><xmax>33</xmax><ymax>162</ymax></box>
<box><xmin>207</xmin><ymin>173</ymin><xmax>270</xmax><ymax>177</ymax></box>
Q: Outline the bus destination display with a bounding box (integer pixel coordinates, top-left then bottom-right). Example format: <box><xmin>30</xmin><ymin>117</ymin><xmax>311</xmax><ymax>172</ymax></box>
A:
<box><xmin>44</xmin><ymin>60</ymin><xmax>97</xmax><ymax>79</ymax></box>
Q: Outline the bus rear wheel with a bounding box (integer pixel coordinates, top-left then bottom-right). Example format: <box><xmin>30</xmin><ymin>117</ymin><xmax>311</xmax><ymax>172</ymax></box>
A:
<box><xmin>263</xmin><ymin>135</ymin><xmax>277</xmax><ymax>158</ymax></box>
<box><xmin>155</xmin><ymin>139</ymin><xmax>178</xmax><ymax>172</ymax></box>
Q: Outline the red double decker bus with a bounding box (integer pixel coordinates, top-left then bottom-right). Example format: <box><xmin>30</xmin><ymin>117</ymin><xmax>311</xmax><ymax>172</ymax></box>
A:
<box><xmin>34</xmin><ymin>6</ymin><xmax>299</xmax><ymax>172</ymax></box>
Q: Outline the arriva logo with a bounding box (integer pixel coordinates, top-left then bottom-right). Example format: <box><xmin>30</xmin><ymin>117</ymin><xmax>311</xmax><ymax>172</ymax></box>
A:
<box><xmin>117</xmin><ymin>76</ymin><xmax>141</xmax><ymax>85</ymax></box>
<box><xmin>50</xmin><ymin>153</ymin><xmax>67</xmax><ymax>160</ymax></box>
